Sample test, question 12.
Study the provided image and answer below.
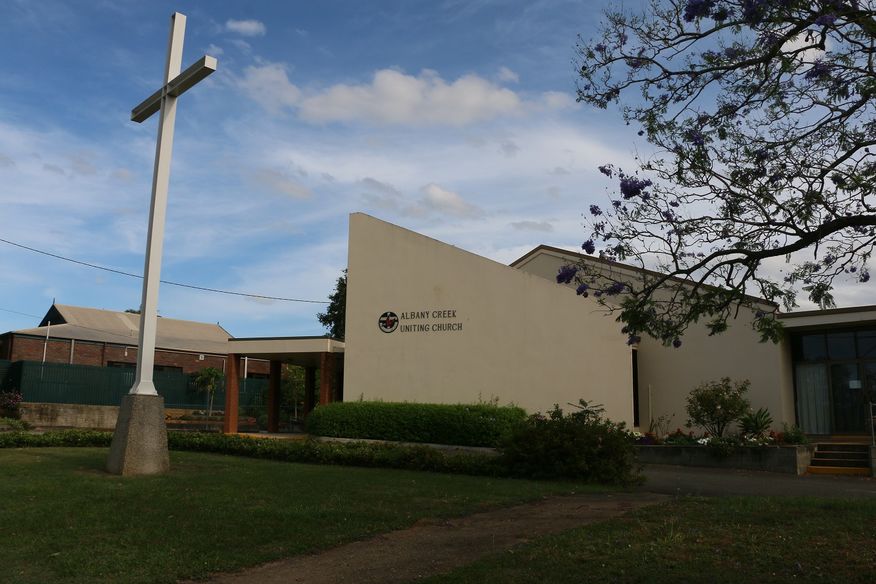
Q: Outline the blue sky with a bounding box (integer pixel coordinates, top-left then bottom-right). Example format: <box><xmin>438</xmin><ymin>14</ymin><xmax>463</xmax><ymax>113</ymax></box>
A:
<box><xmin>1</xmin><ymin>0</ymin><xmax>867</xmax><ymax>338</ymax></box>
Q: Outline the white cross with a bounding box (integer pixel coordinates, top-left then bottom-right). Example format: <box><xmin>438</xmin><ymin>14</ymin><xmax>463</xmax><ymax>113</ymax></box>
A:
<box><xmin>129</xmin><ymin>13</ymin><xmax>217</xmax><ymax>395</ymax></box>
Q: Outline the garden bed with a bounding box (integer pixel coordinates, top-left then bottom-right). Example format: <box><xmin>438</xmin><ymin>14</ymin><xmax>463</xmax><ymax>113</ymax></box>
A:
<box><xmin>635</xmin><ymin>444</ymin><xmax>815</xmax><ymax>475</ymax></box>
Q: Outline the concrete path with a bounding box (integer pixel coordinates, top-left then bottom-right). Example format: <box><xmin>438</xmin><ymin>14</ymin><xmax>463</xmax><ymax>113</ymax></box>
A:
<box><xmin>642</xmin><ymin>463</ymin><xmax>876</xmax><ymax>498</ymax></box>
<box><xmin>186</xmin><ymin>492</ymin><xmax>667</xmax><ymax>584</ymax></box>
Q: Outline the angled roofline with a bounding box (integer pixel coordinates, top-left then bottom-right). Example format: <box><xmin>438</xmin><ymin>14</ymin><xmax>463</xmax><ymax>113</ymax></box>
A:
<box><xmin>510</xmin><ymin>244</ymin><xmax>778</xmax><ymax>308</ymax></box>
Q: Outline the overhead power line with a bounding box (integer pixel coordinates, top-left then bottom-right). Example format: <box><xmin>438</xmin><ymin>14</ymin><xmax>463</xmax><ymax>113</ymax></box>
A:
<box><xmin>0</xmin><ymin>307</ymin><xmax>41</xmax><ymax>318</ymax></box>
<box><xmin>0</xmin><ymin>236</ymin><xmax>329</xmax><ymax>304</ymax></box>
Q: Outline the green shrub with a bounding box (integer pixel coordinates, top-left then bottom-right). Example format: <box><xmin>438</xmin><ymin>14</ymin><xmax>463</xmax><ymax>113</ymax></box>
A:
<box><xmin>685</xmin><ymin>377</ymin><xmax>751</xmax><ymax>437</ymax></box>
<box><xmin>0</xmin><ymin>417</ymin><xmax>31</xmax><ymax>431</ymax></box>
<box><xmin>305</xmin><ymin>401</ymin><xmax>527</xmax><ymax>447</ymax></box>
<box><xmin>500</xmin><ymin>400</ymin><xmax>641</xmax><ymax>485</ymax></box>
<box><xmin>166</xmin><ymin>432</ymin><xmax>502</xmax><ymax>476</ymax></box>
<box><xmin>0</xmin><ymin>429</ymin><xmax>111</xmax><ymax>448</ymax></box>
<box><xmin>740</xmin><ymin>407</ymin><xmax>773</xmax><ymax>437</ymax></box>
<box><xmin>780</xmin><ymin>423</ymin><xmax>809</xmax><ymax>445</ymax></box>
<box><xmin>0</xmin><ymin>429</ymin><xmax>502</xmax><ymax>476</ymax></box>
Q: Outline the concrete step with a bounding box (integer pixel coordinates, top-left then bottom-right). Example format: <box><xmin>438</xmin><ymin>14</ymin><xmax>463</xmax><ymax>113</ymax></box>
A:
<box><xmin>809</xmin><ymin>458</ymin><xmax>869</xmax><ymax>468</ymax></box>
<box><xmin>816</xmin><ymin>443</ymin><xmax>870</xmax><ymax>453</ymax></box>
<box><xmin>812</xmin><ymin>451</ymin><xmax>869</xmax><ymax>461</ymax></box>
<box><xmin>807</xmin><ymin>466</ymin><xmax>871</xmax><ymax>476</ymax></box>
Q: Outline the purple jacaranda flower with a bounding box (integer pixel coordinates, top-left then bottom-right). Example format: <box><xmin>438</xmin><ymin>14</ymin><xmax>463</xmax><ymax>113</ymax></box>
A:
<box><xmin>619</xmin><ymin>175</ymin><xmax>653</xmax><ymax>199</ymax></box>
<box><xmin>556</xmin><ymin>265</ymin><xmax>578</xmax><ymax>284</ymax></box>
<box><xmin>724</xmin><ymin>46</ymin><xmax>743</xmax><ymax>60</ymax></box>
<box><xmin>598</xmin><ymin>165</ymin><xmax>613</xmax><ymax>178</ymax></box>
<box><xmin>861</xmin><ymin>269</ymin><xmax>871</xmax><ymax>283</ymax></box>
<box><xmin>576</xmin><ymin>283</ymin><xmax>589</xmax><ymax>296</ymax></box>
<box><xmin>686</xmin><ymin>129</ymin><xmax>706</xmax><ymax>147</ymax></box>
<box><xmin>589</xmin><ymin>205</ymin><xmax>603</xmax><ymax>216</ymax></box>
<box><xmin>672</xmin><ymin>338</ymin><xmax>683</xmax><ymax>348</ymax></box>
<box><xmin>712</xmin><ymin>6</ymin><xmax>730</xmax><ymax>20</ymax></box>
<box><xmin>582</xmin><ymin>239</ymin><xmax>596</xmax><ymax>254</ymax></box>
<box><xmin>742</xmin><ymin>0</ymin><xmax>768</xmax><ymax>25</ymax></box>
<box><xmin>815</xmin><ymin>13</ymin><xmax>837</xmax><ymax>26</ymax></box>
<box><xmin>804</xmin><ymin>61</ymin><xmax>831</xmax><ymax>81</ymax></box>
<box><xmin>683</xmin><ymin>0</ymin><xmax>715</xmax><ymax>22</ymax></box>
<box><xmin>627</xmin><ymin>334</ymin><xmax>642</xmax><ymax>345</ymax></box>
<box><xmin>605</xmin><ymin>282</ymin><xmax>626</xmax><ymax>296</ymax></box>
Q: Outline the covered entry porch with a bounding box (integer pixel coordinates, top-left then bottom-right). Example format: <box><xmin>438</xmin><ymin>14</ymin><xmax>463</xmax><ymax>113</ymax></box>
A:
<box><xmin>223</xmin><ymin>336</ymin><xmax>344</xmax><ymax>434</ymax></box>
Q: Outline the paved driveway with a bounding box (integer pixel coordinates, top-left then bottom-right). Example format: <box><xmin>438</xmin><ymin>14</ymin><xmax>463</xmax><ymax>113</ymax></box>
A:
<box><xmin>642</xmin><ymin>464</ymin><xmax>876</xmax><ymax>498</ymax></box>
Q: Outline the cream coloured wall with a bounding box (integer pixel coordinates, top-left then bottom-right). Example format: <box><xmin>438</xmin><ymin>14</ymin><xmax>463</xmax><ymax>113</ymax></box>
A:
<box><xmin>343</xmin><ymin>214</ymin><xmax>635</xmax><ymax>423</ymax></box>
<box><xmin>513</xmin><ymin>247</ymin><xmax>797</xmax><ymax>431</ymax></box>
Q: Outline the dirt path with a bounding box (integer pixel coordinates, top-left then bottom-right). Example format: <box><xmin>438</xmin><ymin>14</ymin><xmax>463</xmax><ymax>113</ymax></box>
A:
<box><xmin>189</xmin><ymin>492</ymin><xmax>666</xmax><ymax>584</ymax></box>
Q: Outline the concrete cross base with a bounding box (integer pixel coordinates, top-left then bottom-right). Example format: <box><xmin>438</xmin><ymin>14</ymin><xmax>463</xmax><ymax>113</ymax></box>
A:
<box><xmin>106</xmin><ymin>394</ymin><xmax>170</xmax><ymax>476</ymax></box>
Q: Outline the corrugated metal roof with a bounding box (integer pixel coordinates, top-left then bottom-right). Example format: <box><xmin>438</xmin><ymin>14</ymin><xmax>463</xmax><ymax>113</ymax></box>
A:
<box><xmin>14</xmin><ymin>304</ymin><xmax>231</xmax><ymax>355</ymax></box>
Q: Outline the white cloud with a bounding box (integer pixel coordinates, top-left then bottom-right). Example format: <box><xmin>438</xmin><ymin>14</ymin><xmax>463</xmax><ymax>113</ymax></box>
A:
<box><xmin>499</xmin><ymin>139</ymin><xmax>520</xmax><ymax>157</ymax></box>
<box><xmin>238</xmin><ymin>63</ymin><xmax>301</xmax><ymax>112</ymax></box>
<box><xmin>206</xmin><ymin>43</ymin><xmax>224</xmax><ymax>56</ymax></box>
<box><xmin>497</xmin><ymin>66</ymin><xmax>520</xmax><ymax>83</ymax></box>
<box><xmin>511</xmin><ymin>220</ymin><xmax>553</xmax><ymax>232</ymax></box>
<box><xmin>542</xmin><ymin>91</ymin><xmax>576</xmax><ymax>110</ymax></box>
<box><xmin>299</xmin><ymin>69</ymin><xmax>522</xmax><ymax>125</ymax></box>
<box><xmin>417</xmin><ymin>183</ymin><xmax>483</xmax><ymax>218</ymax></box>
<box><xmin>225</xmin><ymin>19</ymin><xmax>266</xmax><ymax>37</ymax></box>
<box><xmin>231</xmin><ymin>39</ymin><xmax>253</xmax><ymax>53</ymax></box>
<box><xmin>252</xmin><ymin>168</ymin><xmax>312</xmax><ymax>199</ymax></box>
<box><xmin>359</xmin><ymin>177</ymin><xmax>405</xmax><ymax>211</ymax></box>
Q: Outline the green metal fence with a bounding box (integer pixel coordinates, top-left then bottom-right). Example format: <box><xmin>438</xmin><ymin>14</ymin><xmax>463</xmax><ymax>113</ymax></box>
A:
<box><xmin>8</xmin><ymin>360</ymin><xmax>267</xmax><ymax>410</ymax></box>
<box><xmin>0</xmin><ymin>360</ymin><xmax>12</xmax><ymax>391</ymax></box>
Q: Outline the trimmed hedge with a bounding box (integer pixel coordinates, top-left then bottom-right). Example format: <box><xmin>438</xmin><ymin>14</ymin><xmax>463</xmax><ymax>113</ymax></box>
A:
<box><xmin>167</xmin><ymin>432</ymin><xmax>501</xmax><ymax>475</ymax></box>
<box><xmin>0</xmin><ymin>429</ymin><xmax>112</xmax><ymax>448</ymax></box>
<box><xmin>305</xmin><ymin>402</ymin><xmax>527</xmax><ymax>447</ymax></box>
<box><xmin>0</xmin><ymin>430</ymin><xmax>501</xmax><ymax>477</ymax></box>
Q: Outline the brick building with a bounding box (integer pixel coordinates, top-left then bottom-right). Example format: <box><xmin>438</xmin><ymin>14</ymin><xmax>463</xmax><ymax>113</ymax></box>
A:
<box><xmin>0</xmin><ymin>304</ymin><xmax>269</xmax><ymax>377</ymax></box>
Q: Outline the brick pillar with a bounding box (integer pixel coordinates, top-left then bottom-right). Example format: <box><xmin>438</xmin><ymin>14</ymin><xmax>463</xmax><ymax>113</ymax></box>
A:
<box><xmin>268</xmin><ymin>360</ymin><xmax>281</xmax><ymax>433</ymax></box>
<box><xmin>304</xmin><ymin>366</ymin><xmax>316</xmax><ymax>415</ymax></box>
<box><xmin>319</xmin><ymin>352</ymin><xmax>334</xmax><ymax>405</ymax></box>
<box><xmin>223</xmin><ymin>354</ymin><xmax>241</xmax><ymax>434</ymax></box>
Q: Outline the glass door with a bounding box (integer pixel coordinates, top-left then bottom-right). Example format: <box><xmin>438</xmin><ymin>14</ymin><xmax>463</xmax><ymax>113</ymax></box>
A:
<box><xmin>830</xmin><ymin>363</ymin><xmax>866</xmax><ymax>433</ymax></box>
<box><xmin>795</xmin><ymin>363</ymin><xmax>830</xmax><ymax>434</ymax></box>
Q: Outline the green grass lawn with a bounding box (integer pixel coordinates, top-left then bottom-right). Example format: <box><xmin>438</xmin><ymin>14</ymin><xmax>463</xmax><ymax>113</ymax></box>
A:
<box><xmin>421</xmin><ymin>496</ymin><xmax>876</xmax><ymax>584</ymax></box>
<box><xmin>0</xmin><ymin>447</ymin><xmax>590</xmax><ymax>584</ymax></box>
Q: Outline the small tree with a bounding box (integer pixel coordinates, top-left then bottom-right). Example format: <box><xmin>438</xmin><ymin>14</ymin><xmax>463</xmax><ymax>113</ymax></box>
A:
<box><xmin>192</xmin><ymin>367</ymin><xmax>223</xmax><ymax>418</ymax></box>
<box><xmin>685</xmin><ymin>377</ymin><xmax>750</xmax><ymax>437</ymax></box>
<box><xmin>317</xmin><ymin>269</ymin><xmax>346</xmax><ymax>340</ymax></box>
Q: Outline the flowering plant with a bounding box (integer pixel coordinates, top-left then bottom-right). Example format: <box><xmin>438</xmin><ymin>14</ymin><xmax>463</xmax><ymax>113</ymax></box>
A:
<box><xmin>0</xmin><ymin>391</ymin><xmax>22</xmax><ymax>413</ymax></box>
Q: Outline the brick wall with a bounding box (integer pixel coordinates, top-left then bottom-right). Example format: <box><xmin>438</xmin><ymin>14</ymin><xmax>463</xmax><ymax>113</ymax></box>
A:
<box><xmin>7</xmin><ymin>333</ymin><xmax>269</xmax><ymax>376</ymax></box>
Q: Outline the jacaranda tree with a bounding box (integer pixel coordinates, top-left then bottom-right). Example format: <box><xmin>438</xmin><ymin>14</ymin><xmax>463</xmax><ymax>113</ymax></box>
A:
<box><xmin>567</xmin><ymin>0</ymin><xmax>876</xmax><ymax>346</ymax></box>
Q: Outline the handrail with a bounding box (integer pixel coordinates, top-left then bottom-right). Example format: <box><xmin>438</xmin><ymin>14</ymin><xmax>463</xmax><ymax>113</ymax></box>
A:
<box><xmin>871</xmin><ymin>402</ymin><xmax>876</xmax><ymax>447</ymax></box>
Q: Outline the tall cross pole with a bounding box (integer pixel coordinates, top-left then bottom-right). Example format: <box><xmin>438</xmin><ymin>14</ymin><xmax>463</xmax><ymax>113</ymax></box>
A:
<box><xmin>129</xmin><ymin>12</ymin><xmax>216</xmax><ymax>395</ymax></box>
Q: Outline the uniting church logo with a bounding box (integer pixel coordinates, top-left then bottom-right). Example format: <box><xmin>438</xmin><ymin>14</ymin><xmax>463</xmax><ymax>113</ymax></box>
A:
<box><xmin>378</xmin><ymin>311</ymin><xmax>399</xmax><ymax>333</ymax></box>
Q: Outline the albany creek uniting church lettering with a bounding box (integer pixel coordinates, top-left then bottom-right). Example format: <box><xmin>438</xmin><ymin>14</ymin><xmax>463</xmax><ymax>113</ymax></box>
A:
<box><xmin>378</xmin><ymin>309</ymin><xmax>463</xmax><ymax>334</ymax></box>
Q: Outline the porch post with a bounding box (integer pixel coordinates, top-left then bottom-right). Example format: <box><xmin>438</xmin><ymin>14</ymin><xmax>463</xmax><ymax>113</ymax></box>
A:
<box><xmin>304</xmin><ymin>365</ymin><xmax>316</xmax><ymax>415</ymax></box>
<box><xmin>319</xmin><ymin>352</ymin><xmax>334</xmax><ymax>405</ymax></box>
<box><xmin>223</xmin><ymin>353</ymin><xmax>240</xmax><ymax>434</ymax></box>
<box><xmin>268</xmin><ymin>360</ymin><xmax>281</xmax><ymax>433</ymax></box>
